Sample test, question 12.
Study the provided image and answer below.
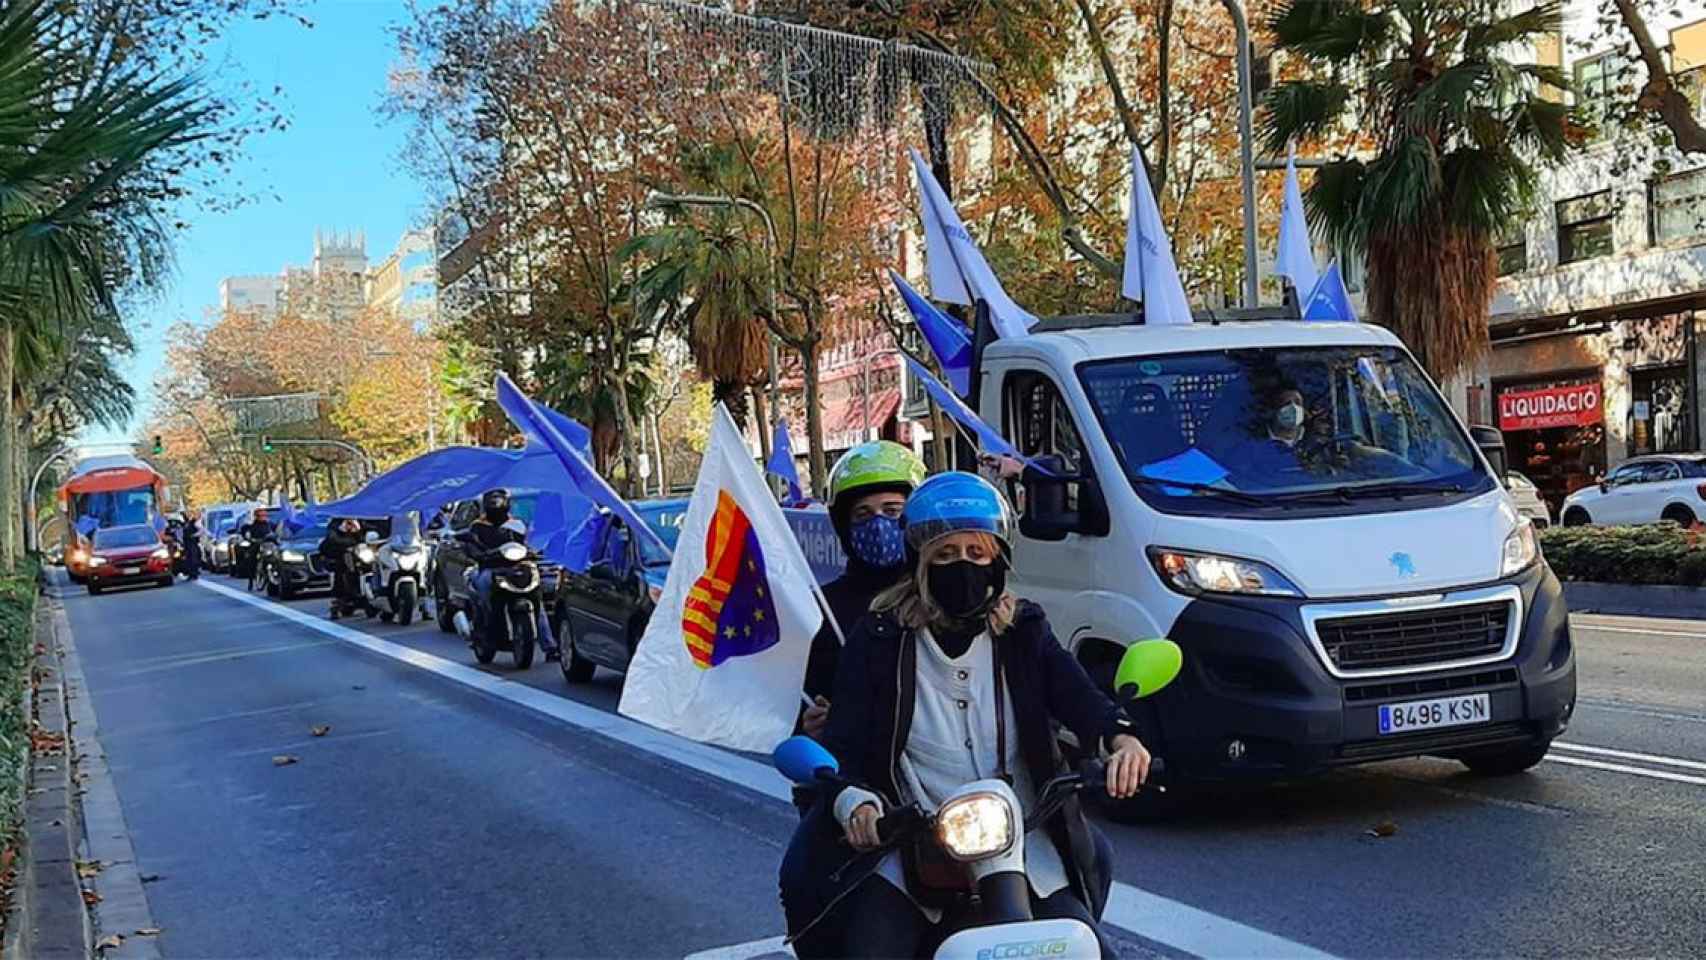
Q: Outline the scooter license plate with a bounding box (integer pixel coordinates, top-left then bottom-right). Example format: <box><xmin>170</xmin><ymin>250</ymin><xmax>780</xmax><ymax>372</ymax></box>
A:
<box><xmin>1378</xmin><ymin>693</ymin><xmax>1490</xmax><ymax>735</ymax></box>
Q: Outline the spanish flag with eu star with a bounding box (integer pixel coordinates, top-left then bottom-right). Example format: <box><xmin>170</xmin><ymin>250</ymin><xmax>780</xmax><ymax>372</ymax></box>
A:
<box><xmin>619</xmin><ymin>404</ymin><xmax>823</xmax><ymax>752</ymax></box>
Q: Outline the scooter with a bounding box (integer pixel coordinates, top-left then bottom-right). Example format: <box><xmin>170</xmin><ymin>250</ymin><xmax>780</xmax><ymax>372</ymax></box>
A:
<box><xmin>774</xmin><ymin>639</ymin><xmax>1183</xmax><ymax>960</ymax></box>
<box><xmin>337</xmin><ymin>537</ymin><xmax>382</xmax><ymax>619</ymax></box>
<box><xmin>452</xmin><ymin>540</ymin><xmax>543</xmax><ymax>669</ymax></box>
<box><xmin>363</xmin><ymin>518</ymin><xmax>430</xmax><ymax>625</ymax></box>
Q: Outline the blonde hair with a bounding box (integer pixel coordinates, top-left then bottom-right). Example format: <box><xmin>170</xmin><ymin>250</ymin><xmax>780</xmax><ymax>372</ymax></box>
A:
<box><xmin>871</xmin><ymin>531</ymin><xmax>1016</xmax><ymax>636</ymax></box>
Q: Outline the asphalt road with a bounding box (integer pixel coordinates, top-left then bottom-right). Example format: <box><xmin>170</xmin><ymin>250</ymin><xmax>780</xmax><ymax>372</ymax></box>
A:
<box><xmin>58</xmin><ymin>570</ymin><xmax>1706</xmax><ymax>958</ymax></box>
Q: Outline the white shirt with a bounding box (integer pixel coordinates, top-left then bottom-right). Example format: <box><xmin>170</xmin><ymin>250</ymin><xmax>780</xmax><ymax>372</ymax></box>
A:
<box><xmin>835</xmin><ymin>628</ymin><xmax>1070</xmax><ymax>909</ymax></box>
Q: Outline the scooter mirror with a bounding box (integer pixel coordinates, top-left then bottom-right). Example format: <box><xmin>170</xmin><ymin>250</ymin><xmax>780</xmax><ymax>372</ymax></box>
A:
<box><xmin>364</xmin><ymin>531</ymin><xmax>381</xmax><ymax>544</ymax></box>
<box><xmin>773</xmin><ymin>735</ymin><xmax>839</xmax><ymax>785</ymax></box>
<box><xmin>1113</xmin><ymin>639</ymin><xmax>1183</xmax><ymax>702</ymax></box>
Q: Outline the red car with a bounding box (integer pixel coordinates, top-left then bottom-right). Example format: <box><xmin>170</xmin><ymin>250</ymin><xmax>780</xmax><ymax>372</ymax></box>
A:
<box><xmin>86</xmin><ymin>525</ymin><xmax>176</xmax><ymax>595</ymax></box>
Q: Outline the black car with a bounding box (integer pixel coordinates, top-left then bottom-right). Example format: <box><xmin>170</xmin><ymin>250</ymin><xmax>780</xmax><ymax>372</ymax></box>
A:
<box><xmin>259</xmin><ymin>519</ymin><xmax>335</xmax><ymax>599</ymax></box>
<box><xmin>430</xmin><ymin>491</ymin><xmax>559</xmax><ymax>633</ymax></box>
<box><xmin>554</xmin><ymin>502</ymin><xmax>676</xmax><ymax>685</ymax></box>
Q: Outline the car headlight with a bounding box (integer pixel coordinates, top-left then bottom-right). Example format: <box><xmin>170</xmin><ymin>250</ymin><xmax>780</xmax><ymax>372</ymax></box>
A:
<box><xmin>1148</xmin><ymin>547</ymin><xmax>1302</xmax><ymax>598</ymax></box>
<box><xmin>355</xmin><ymin>545</ymin><xmax>375</xmax><ymax>564</ymax></box>
<box><xmin>281</xmin><ymin>549</ymin><xmax>306</xmax><ymax>563</ymax></box>
<box><xmin>151</xmin><ymin>547</ymin><xmax>170</xmax><ymax>559</ymax></box>
<box><xmin>935</xmin><ymin>792</ymin><xmax>1014</xmax><ymax>861</ymax></box>
<box><xmin>395</xmin><ymin>551</ymin><xmax>421</xmax><ymax>571</ymax></box>
<box><xmin>1501</xmin><ymin>521</ymin><xmax>1540</xmax><ymax>577</ymax></box>
<box><xmin>89</xmin><ymin>556</ymin><xmax>108</xmax><ymax>567</ymax></box>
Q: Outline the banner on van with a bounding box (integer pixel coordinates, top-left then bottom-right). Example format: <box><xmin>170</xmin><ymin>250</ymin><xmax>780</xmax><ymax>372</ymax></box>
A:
<box><xmin>1498</xmin><ymin>382</ymin><xmax>1603</xmax><ymax>431</ymax></box>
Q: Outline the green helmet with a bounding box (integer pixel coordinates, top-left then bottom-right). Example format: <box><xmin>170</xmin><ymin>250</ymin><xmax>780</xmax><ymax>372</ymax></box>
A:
<box><xmin>828</xmin><ymin>441</ymin><xmax>928</xmax><ymax>507</ymax></box>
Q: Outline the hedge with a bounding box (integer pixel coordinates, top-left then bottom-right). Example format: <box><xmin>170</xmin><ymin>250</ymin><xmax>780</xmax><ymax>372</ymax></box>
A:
<box><xmin>0</xmin><ymin>561</ymin><xmax>37</xmax><ymax>873</ymax></box>
<box><xmin>1539</xmin><ymin>522</ymin><xmax>1706</xmax><ymax>586</ymax></box>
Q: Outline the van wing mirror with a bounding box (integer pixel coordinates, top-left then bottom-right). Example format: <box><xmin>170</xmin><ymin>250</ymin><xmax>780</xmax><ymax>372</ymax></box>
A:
<box><xmin>1113</xmin><ymin>639</ymin><xmax>1183</xmax><ymax>702</ymax></box>
<box><xmin>1018</xmin><ymin>466</ymin><xmax>1110</xmax><ymax>542</ymax></box>
<box><xmin>1469</xmin><ymin>425</ymin><xmax>1508</xmax><ymax>478</ymax></box>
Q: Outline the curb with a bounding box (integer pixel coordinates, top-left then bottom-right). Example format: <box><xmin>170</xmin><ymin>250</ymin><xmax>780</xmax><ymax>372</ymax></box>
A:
<box><xmin>52</xmin><ymin>597</ymin><xmax>162</xmax><ymax>960</ymax></box>
<box><xmin>2</xmin><ymin>606</ymin><xmax>39</xmax><ymax>960</ymax></box>
<box><xmin>1562</xmin><ymin>581</ymin><xmax>1706</xmax><ymax>620</ymax></box>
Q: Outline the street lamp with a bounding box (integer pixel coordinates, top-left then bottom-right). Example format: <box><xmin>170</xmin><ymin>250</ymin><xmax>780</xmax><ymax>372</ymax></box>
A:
<box><xmin>644</xmin><ymin>191</ymin><xmax>783</xmax><ymax>427</ymax></box>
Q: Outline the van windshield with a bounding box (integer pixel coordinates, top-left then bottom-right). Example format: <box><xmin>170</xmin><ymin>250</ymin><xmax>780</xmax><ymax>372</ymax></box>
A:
<box><xmin>1078</xmin><ymin>345</ymin><xmax>1493</xmax><ymax>515</ymax></box>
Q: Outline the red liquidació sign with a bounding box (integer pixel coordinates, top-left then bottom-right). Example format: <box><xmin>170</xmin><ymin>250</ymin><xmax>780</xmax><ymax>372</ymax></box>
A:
<box><xmin>1498</xmin><ymin>382</ymin><xmax>1603</xmax><ymax>431</ymax></box>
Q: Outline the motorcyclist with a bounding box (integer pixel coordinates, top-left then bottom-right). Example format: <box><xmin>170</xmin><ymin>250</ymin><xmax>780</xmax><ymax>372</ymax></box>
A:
<box><xmin>237</xmin><ymin>508</ymin><xmax>275</xmax><ymax>583</ymax></box>
<box><xmin>319</xmin><ymin>517</ymin><xmax>371</xmax><ymax>619</ymax></box>
<box><xmin>456</xmin><ymin>489</ymin><xmax>559</xmax><ymax>660</ymax></box>
<box><xmin>782</xmin><ymin>473</ymin><xmax>1147</xmax><ymax>960</ymax></box>
<box><xmin>178</xmin><ymin>511</ymin><xmax>202</xmax><ymax>579</ymax></box>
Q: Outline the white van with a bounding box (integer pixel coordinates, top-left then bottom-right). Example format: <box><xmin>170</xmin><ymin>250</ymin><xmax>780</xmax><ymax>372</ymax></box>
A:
<box><xmin>976</xmin><ymin>314</ymin><xmax>1576</xmax><ymax>792</ymax></box>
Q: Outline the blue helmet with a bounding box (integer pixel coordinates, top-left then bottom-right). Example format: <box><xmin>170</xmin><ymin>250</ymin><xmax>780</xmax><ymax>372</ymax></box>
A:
<box><xmin>901</xmin><ymin>472</ymin><xmax>1015</xmax><ymax>558</ymax></box>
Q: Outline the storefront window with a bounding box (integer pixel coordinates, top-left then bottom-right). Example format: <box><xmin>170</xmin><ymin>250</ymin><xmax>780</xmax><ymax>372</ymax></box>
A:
<box><xmin>1557</xmin><ymin>190</ymin><xmax>1615</xmax><ymax>264</ymax></box>
<box><xmin>1651</xmin><ymin>168</ymin><xmax>1706</xmax><ymax>244</ymax></box>
<box><xmin>1496</xmin><ymin>376</ymin><xmax>1608</xmax><ymax>517</ymax></box>
<box><xmin>1630</xmin><ymin>365</ymin><xmax>1693</xmax><ymax>455</ymax></box>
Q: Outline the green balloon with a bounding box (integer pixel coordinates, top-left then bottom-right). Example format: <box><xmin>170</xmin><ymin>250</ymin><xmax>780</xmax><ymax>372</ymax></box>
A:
<box><xmin>1114</xmin><ymin>639</ymin><xmax>1183</xmax><ymax>700</ymax></box>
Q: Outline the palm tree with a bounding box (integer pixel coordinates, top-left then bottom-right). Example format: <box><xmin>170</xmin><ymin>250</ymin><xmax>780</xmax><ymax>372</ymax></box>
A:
<box><xmin>0</xmin><ymin>0</ymin><xmax>204</xmax><ymax>566</ymax></box>
<box><xmin>1261</xmin><ymin>0</ymin><xmax>1572</xmax><ymax>380</ymax></box>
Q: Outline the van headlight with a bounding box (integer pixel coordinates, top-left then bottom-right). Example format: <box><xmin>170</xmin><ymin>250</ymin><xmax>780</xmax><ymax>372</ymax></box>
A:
<box><xmin>1148</xmin><ymin>547</ymin><xmax>1302</xmax><ymax>598</ymax></box>
<box><xmin>935</xmin><ymin>792</ymin><xmax>1014</xmax><ymax>861</ymax></box>
<box><xmin>1501</xmin><ymin>521</ymin><xmax>1540</xmax><ymax>577</ymax></box>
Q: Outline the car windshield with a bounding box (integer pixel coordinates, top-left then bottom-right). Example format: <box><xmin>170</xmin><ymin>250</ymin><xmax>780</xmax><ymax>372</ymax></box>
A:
<box><xmin>1079</xmin><ymin>345</ymin><xmax>1491</xmax><ymax>516</ymax></box>
<box><xmin>95</xmin><ymin>527</ymin><xmax>157</xmax><ymax>549</ymax></box>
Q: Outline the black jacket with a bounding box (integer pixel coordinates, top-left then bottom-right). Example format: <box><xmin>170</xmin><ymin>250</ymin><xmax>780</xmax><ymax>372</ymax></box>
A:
<box><xmin>784</xmin><ymin>602</ymin><xmax>1135</xmax><ymax>935</ymax></box>
<box><xmin>318</xmin><ymin>528</ymin><xmax>362</xmax><ymax>562</ymax></box>
<box><xmin>801</xmin><ymin>560</ymin><xmax>905</xmax><ymax>703</ymax></box>
<box><xmin>241</xmin><ymin>520</ymin><xmax>274</xmax><ymax>543</ymax></box>
<box><xmin>459</xmin><ymin>518</ymin><xmax>525</xmax><ymax>567</ymax></box>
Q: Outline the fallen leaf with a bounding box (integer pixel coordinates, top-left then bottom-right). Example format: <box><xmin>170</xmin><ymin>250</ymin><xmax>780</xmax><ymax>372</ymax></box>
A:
<box><xmin>310</xmin><ymin>725</ymin><xmax>331</xmax><ymax>737</ymax></box>
<box><xmin>96</xmin><ymin>934</ymin><xmax>124</xmax><ymax>950</ymax></box>
<box><xmin>272</xmin><ymin>755</ymin><xmax>299</xmax><ymax>766</ymax></box>
<box><xmin>1366</xmin><ymin>821</ymin><xmax>1399</xmax><ymax>838</ymax></box>
<box><xmin>82</xmin><ymin>889</ymin><xmax>103</xmax><ymax>905</ymax></box>
<box><xmin>75</xmin><ymin>860</ymin><xmax>103</xmax><ymax>878</ymax></box>
<box><xmin>134</xmin><ymin>927</ymin><xmax>163</xmax><ymax>936</ymax></box>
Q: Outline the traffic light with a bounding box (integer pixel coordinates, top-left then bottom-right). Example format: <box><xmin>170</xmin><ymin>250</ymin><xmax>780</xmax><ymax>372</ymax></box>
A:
<box><xmin>260</xmin><ymin>434</ymin><xmax>274</xmax><ymax>453</ymax></box>
<box><xmin>150</xmin><ymin>435</ymin><xmax>163</xmax><ymax>455</ymax></box>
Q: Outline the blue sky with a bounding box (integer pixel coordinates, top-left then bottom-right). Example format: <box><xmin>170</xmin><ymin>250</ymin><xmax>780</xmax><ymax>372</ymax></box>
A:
<box><xmin>83</xmin><ymin>0</ymin><xmax>425</xmax><ymax>446</ymax></box>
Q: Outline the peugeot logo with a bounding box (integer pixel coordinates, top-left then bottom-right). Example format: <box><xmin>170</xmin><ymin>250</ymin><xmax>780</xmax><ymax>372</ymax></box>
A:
<box><xmin>1390</xmin><ymin>552</ymin><xmax>1418</xmax><ymax>578</ymax></box>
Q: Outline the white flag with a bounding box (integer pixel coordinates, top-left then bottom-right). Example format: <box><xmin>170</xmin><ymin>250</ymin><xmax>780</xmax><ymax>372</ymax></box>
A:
<box><xmin>1275</xmin><ymin>149</ymin><xmax>1319</xmax><ymax>296</ymax></box>
<box><xmin>617</xmin><ymin>405</ymin><xmax>824</xmax><ymax>752</ymax></box>
<box><xmin>1122</xmin><ymin>148</ymin><xmax>1194</xmax><ymax>325</ymax></box>
<box><xmin>908</xmin><ymin>148</ymin><xmax>1037</xmax><ymax>340</ymax></box>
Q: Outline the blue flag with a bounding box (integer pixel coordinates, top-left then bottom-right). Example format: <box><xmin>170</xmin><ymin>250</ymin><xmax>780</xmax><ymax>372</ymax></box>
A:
<box><xmin>889</xmin><ymin>270</ymin><xmax>971</xmax><ymax>396</ymax></box>
<box><xmin>495</xmin><ymin>374</ymin><xmax>670</xmax><ymax>558</ymax></box>
<box><xmin>496</xmin><ymin>380</ymin><xmax>594</xmax><ymax>462</ymax></box>
<box><xmin>902</xmin><ymin>355</ymin><xmax>1052</xmax><ymax>476</ymax></box>
<box><xmin>766</xmin><ymin>420</ymin><xmax>804</xmax><ymax>505</ymax></box>
<box><xmin>1302</xmin><ymin>261</ymin><xmax>1357</xmax><ymax>322</ymax></box>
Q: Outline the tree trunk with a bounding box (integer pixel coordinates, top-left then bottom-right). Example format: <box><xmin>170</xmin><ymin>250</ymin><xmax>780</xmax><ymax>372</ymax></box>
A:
<box><xmin>928</xmin><ymin>396</ymin><xmax>951</xmax><ymax>472</ymax></box>
<box><xmin>751</xmin><ymin>386</ymin><xmax>771</xmax><ymax>463</ymax></box>
<box><xmin>610</xmin><ymin>367</ymin><xmax>642</xmax><ymax>499</ymax></box>
<box><xmin>801</xmin><ymin>337</ymin><xmax>827</xmax><ymax>500</ymax></box>
<box><xmin>0</xmin><ymin>325</ymin><xmax>16</xmax><ymax>570</ymax></box>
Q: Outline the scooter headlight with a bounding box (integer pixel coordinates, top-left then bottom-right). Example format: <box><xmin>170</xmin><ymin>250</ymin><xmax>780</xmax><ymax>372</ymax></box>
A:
<box><xmin>280</xmin><ymin>549</ymin><xmax>306</xmax><ymax>563</ymax></box>
<box><xmin>239</xmin><ymin>538</ymin><xmax>251</xmax><ymax>547</ymax></box>
<box><xmin>1500</xmin><ymin>520</ymin><xmax>1540</xmax><ymax>577</ymax></box>
<box><xmin>395</xmin><ymin>551</ymin><xmax>421</xmax><ymax>571</ymax></box>
<box><xmin>498</xmin><ymin>542</ymin><xmax>527</xmax><ymax>563</ymax></box>
<box><xmin>355</xmin><ymin>544</ymin><xmax>375</xmax><ymax>564</ymax></box>
<box><xmin>935</xmin><ymin>792</ymin><xmax>1014</xmax><ymax>861</ymax></box>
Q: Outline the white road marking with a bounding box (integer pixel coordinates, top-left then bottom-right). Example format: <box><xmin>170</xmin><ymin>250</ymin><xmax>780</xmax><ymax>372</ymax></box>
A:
<box><xmin>1550</xmin><ymin>741</ymin><xmax>1706</xmax><ymax>773</ymax></box>
<box><xmin>1543</xmin><ymin>753</ymin><xmax>1706</xmax><ymax>787</ymax></box>
<box><xmin>682</xmin><ymin>936</ymin><xmax>791</xmax><ymax>960</ymax></box>
<box><xmin>193</xmin><ymin>579</ymin><xmax>1338</xmax><ymax>960</ymax></box>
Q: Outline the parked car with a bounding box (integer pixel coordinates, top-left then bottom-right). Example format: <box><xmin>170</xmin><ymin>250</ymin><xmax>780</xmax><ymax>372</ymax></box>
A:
<box><xmin>84</xmin><ymin>525</ymin><xmax>175</xmax><ymax>595</ymax></box>
<box><xmin>430</xmin><ymin>491</ymin><xmax>559</xmax><ymax>633</ymax></box>
<box><xmin>199</xmin><ymin>502</ymin><xmax>258</xmax><ymax>572</ymax></box>
<box><xmin>259</xmin><ymin>518</ymin><xmax>335</xmax><ymax>599</ymax></box>
<box><xmin>553</xmin><ymin>502</ymin><xmax>680</xmax><ymax>685</ymax></box>
<box><xmin>1505</xmin><ymin>472</ymin><xmax>1551</xmax><ymax>528</ymax></box>
<box><xmin>1560</xmin><ymin>455</ymin><xmax>1706</xmax><ymax>527</ymax></box>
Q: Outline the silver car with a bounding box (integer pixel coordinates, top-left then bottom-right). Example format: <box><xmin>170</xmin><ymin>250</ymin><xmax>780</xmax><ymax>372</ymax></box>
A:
<box><xmin>1506</xmin><ymin>472</ymin><xmax>1551</xmax><ymax>528</ymax></box>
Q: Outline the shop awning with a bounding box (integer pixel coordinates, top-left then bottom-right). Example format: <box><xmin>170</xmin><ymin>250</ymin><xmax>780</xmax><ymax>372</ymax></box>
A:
<box><xmin>824</xmin><ymin>389</ymin><xmax>900</xmax><ymax>451</ymax></box>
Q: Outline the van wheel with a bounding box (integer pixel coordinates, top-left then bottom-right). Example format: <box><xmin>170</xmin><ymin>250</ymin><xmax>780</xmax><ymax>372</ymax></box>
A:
<box><xmin>1561</xmin><ymin>507</ymin><xmax>1591</xmax><ymax>527</ymax></box>
<box><xmin>1461</xmin><ymin>739</ymin><xmax>1551</xmax><ymax>776</ymax></box>
<box><xmin>1662</xmin><ymin>505</ymin><xmax>1696</xmax><ymax>527</ymax></box>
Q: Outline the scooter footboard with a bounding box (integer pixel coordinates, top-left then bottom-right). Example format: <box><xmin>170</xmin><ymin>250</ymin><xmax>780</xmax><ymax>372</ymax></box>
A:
<box><xmin>934</xmin><ymin>918</ymin><xmax>1100</xmax><ymax>960</ymax></box>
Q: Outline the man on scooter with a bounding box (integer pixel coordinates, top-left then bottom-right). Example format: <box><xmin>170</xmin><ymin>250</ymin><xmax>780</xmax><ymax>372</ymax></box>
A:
<box><xmin>459</xmin><ymin>489</ymin><xmax>559</xmax><ymax>660</ymax></box>
<box><xmin>319</xmin><ymin>517</ymin><xmax>371</xmax><ymax>619</ymax></box>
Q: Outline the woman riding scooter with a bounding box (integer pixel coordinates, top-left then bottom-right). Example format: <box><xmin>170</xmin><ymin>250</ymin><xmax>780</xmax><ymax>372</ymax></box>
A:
<box><xmin>784</xmin><ymin>472</ymin><xmax>1151</xmax><ymax>959</ymax></box>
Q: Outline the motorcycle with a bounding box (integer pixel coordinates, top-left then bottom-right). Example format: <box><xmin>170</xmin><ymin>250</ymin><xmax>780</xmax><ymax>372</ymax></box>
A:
<box><xmin>774</xmin><ymin>639</ymin><xmax>1183</xmax><ymax>960</ymax></box>
<box><xmin>338</xmin><ymin>535</ymin><xmax>382</xmax><ymax>618</ymax></box>
<box><xmin>452</xmin><ymin>540</ymin><xmax>543</xmax><ymax>669</ymax></box>
<box><xmin>363</xmin><ymin>515</ymin><xmax>431</xmax><ymax>625</ymax></box>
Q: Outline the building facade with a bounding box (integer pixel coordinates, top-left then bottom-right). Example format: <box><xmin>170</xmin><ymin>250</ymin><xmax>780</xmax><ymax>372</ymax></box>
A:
<box><xmin>218</xmin><ymin>275</ymin><xmax>282</xmax><ymax>315</ymax></box>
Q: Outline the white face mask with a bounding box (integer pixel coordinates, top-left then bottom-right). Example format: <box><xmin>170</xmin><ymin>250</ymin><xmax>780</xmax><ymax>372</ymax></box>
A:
<box><xmin>1275</xmin><ymin>402</ymin><xmax>1305</xmax><ymax>430</ymax></box>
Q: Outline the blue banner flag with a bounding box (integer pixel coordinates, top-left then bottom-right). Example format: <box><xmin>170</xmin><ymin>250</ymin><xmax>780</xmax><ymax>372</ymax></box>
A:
<box><xmin>495</xmin><ymin>374</ymin><xmax>670</xmax><ymax>558</ymax></box>
<box><xmin>889</xmin><ymin>269</ymin><xmax>971</xmax><ymax>396</ymax></box>
<box><xmin>1302</xmin><ymin>261</ymin><xmax>1358</xmax><ymax>322</ymax></box>
<box><xmin>767</xmin><ymin>420</ymin><xmax>804</xmax><ymax>505</ymax></box>
<box><xmin>902</xmin><ymin>355</ymin><xmax>1052</xmax><ymax>476</ymax></box>
<box><xmin>497</xmin><ymin>381</ymin><xmax>594</xmax><ymax>461</ymax></box>
<box><xmin>312</xmin><ymin>445</ymin><xmax>576</xmax><ymax>525</ymax></box>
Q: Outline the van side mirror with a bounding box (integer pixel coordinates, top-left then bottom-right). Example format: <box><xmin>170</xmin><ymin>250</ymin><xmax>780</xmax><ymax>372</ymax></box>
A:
<box><xmin>1469</xmin><ymin>425</ymin><xmax>1507</xmax><ymax>478</ymax></box>
<box><xmin>1113</xmin><ymin>639</ymin><xmax>1183</xmax><ymax>702</ymax></box>
<box><xmin>1018</xmin><ymin>459</ymin><xmax>1110</xmax><ymax>542</ymax></box>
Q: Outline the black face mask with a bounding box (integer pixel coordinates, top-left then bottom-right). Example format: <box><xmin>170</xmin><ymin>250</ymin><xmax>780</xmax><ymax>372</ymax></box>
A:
<box><xmin>927</xmin><ymin>560</ymin><xmax>1006</xmax><ymax>620</ymax></box>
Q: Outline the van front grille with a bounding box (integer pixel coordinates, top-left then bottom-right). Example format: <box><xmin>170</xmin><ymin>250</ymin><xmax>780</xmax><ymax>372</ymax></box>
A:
<box><xmin>1317</xmin><ymin>601</ymin><xmax>1511</xmax><ymax>672</ymax></box>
